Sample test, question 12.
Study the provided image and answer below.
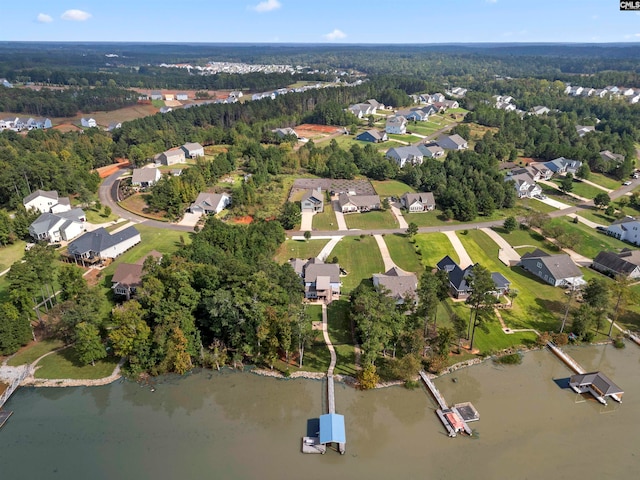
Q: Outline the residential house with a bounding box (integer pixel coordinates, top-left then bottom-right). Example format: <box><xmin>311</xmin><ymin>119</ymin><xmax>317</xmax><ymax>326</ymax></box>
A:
<box><xmin>111</xmin><ymin>251</ymin><xmax>163</xmax><ymax>299</ymax></box>
<box><xmin>150</xmin><ymin>91</ymin><xmax>163</xmax><ymax>100</ymax></box>
<box><xmin>272</xmin><ymin>127</ymin><xmax>299</xmax><ymax>139</ymax></box>
<box><xmin>519</xmin><ymin>249</ymin><xmax>585</xmax><ymax>287</ymax></box>
<box><xmin>543</xmin><ymin>157</ymin><xmax>583</xmax><ymax>175</ymax></box>
<box><xmin>420</xmin><ymin>104</ymin><xmax>439</xmax><ymax>116</ymax></box>
<box><xmin>164</xmin><ymin>93</ymin><xmax>175</xmax><ymax>101</ymax></box>
<box><xmin>107</xmin><ymin>122</ymin><xmax>122</xmax><ymax>132</ymax></box>
<box><xmin>447</xmin><ymin>87</ymin><xmax>468</xmax><ymax>98</ymax></box>
<box><xmin>568</xmin><ymin>86</ymin><xmax>584</xmax><ymax>96</ymax></box>
<box><xmin>592</xmin><ymin>249</ymin><xmax>640</xmax><ymax>279</ymax></box>
<box><xmin>594</xmin><ymin>89</ymin><xmax>608</xmax><ymax>98</ymax></box>
<box><xmin>131</xmin><ymin>168</ymin><xmax>161</xmax><ymax>188</ymax></box>
<box><xmin>436</xmin><ymin>256</ymin><xmax>510</xmax><ymax>299</ymax></box>
<box><xmin>418</xmin><ymin>142</ymin><xmax>444</xmax><ymax>158</ymax></box>
<box><xmin>385</xmin><ymin>116</ymin><xmax>407</xmax><ymax>135</ymax></box>
<box><xmin>529</xmin><ymin>106</ymin><xmax>551</xmax><ymax>115</ymax></box>
<box><xmin>440</xmin><ymin>99</ymin><xmax>459</xmax><ymax>109</ymax></box>
<box><xmin>28</xmin><ymin>208</ymin><xmax>86</xmax><ymax>243</ymax></box>
<box><xmin>599</xmin><ymin>150</ymin><xmax>624</xmax><ymax>164</ymax></box>
<box><xmin>67</xmin><ymin>226</ymin><xmax>141</xmax><ymax>262</ymax></box>
<box><xmin>81</xmin><ymin>118</ymin><xmax>97</xmax><ymax>128</ymax></box>
<box><xmin>401</xmin><ymin>108</ymin><xmax>431</xmax><ymax>122</ymax></box>
<box><xmin>348</xmin><ymin>103</ymin><xmax>375</xmax><ymax>118</ymax></box>
<box><xmin>188</xmin><ymin>192</ymin><xmax>232</xmax><ymax>215</ymax></box>
<box><xmin>23</xmin><ymin>189</ymin><xmax>71</xmax><ymax>214</ymax></box>
<box><xmin>576</xmin><ymin>125</ymin><xmax>595</xmax><ymax>137</ymax></box>
<box><xmin>505</xmin><ymin>168</ymin><xmax>543</xmax><ymax>198</ymax></box>
<box><xmin>528</xmin><ymin>163</ymin><xmax>554</xmax><ymax>180</ymax></box>
<box><xmin>176</xmin><ymin>92</ymin><xmax>189</xmax><ymax>101</ymax></box>
<box><xmin>581</xmin><ymin>88</ymin><xmax>595</xmax><ymax>97</ymax></box>
<box><xmin>621</xmin><ymin>88</ymin><xmax>635</xmax><ymax>96</ymax></box>
<box><xmin>424</xmin><ymin>93</ymin><xmax>445</xmax><ymax>103</ymax></box>
<box><xmin>372</xmin><ymin>267</ymin><xmax>418</xmax><ymax>305</ymax></box>
<box><xmin>365</xmin><ymin>99</ymin><xmax>384</xmax><ymax>110</ymax></box>
<box><xmin>385</xmin><ymin>146</ymin><xmax>424</xmax><ymax>168</ymax></box>
<box><xmin>436</xmin><ymin>134</ymin><xmax>468</xmax><ymax>150</ymax></box>
<box><xmin>401</xmin><ymin>192</ymin><xmax>435</xmax><ymax>212</ymax></box>
<box><xmin>158</xmin><ymin>147</ymin><xmax>186</xmax><ymax>166</ymax></box>
<box><xmin>300</xmin><ymin>189</ymin><xmax>324</xmax><ymax>213</ymax></box>
<box><xmin>0</xmin><ymin>78</ymin><xmax>13</xmax><ymax>88</ymax></box>
<box><xmin>159</xmin><ymin>106</ymin><xmax>173</xmax><ymax>114</ymax></box>
<box><xmin>606</xmin><ymin>217</ymin><xmax>640</xmax><ymax>246</ymax></box>
<box><xmin>338</xmin><ymin>193</ymin><xmax>381</xmax><ymax>213</ymax></box>
<box><xmin>181</xmin><ymin>142</ymin><xmax>205</xmax><ymax>158</ymax></box>
<box><xmin>289</xmin><ymin>258</ymin><xmax>341</xmax><ymax>303</ymax></box>
<box><xmin>355</xmin><ymin>130</ymin><xmax>388</xmax><ymax>143</ymax></box>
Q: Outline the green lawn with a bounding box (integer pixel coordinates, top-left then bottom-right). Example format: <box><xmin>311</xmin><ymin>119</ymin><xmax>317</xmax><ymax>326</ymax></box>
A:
<box><xmin>312</xmin><ymin>204</ymin><xmax>338</xmax><ymax>230</ymax></box>
<box><xmin>586</xmin><ymin>172</ymin><xmax>621</xmax><ymax>190</ymax></box>
<box><xmin>522</xmin><ymin>198</ymin><xmax>559</xmax><ymax>214</ymax></box>
<box><xmin>539</xmin><ymin>185</ymin><xmax>581</xmax><ymax>206</ymax></box>
<box><xmin>383</xmin><ymin>234</ymin><xmax>424</xmax><ymax>274</ymax></box>
<box><xmin>457</xmin><ymin>229</ymin><xmax>567</xmax><ymax>333</ymax></box>
<box><xmin>273</xmin><ymin>239</ymin><xmax>329</xmax><ymax>264</ymax></box>
<box><xmin>492</xmin><ymin>226</ymin><xmax>558</xmax><ymax>254</ymax></box>
<box><xmin>545</xmin><ymin>217</ymin><xmax>631</xmax><ymax>258</ymax></box>
<box><xmin>413</xmin><ymin>232</ymin><xmax>459</xmax><ymax>268</ymax></box>
<box><xmin>406</xmin><ymin>123</ymin><xmax>444</xmax><ymax>136</ymax></box>
<box><xmin>331</xmin><ymin>236</ymin><xmax>384</xmax><ymax>293</ymax></box>
<box><xmin>151</xmin><ymin>99</ymin><xmax>165</xmax><ymax>108</ymax></box>
<box><xmin>470</xmin><ymin>322</ymin><xmax>537</xmax><ymax>355</ymax></box>
<box><xmin>7</xmin><ymin>339</ymin><xmax>65</xmax><ymax>366</ymax></box>
<box><xmin>388</xmin><ymin>134</ymin><xmax>423</xmax><ymax>144</ymax></box>
<box><xmin>552</xmin><ymin>179</ymin><xmax>604</xmax><ymax>199</ymax></box>
<box><xmin>0</xmin><ymin>240</ymin><xmax>27</xmax><ymax>272</ymax></box>
<box><xmin>85</xmin><ymin>207</ymin><xmax>119</xmax><ymax>224</ymax></box>
<box><xmin>371</xmin><ymin>180</ymin><xmax>415</xmax><ymax>198</ymax></box>
<box><xmin>344</xmin><ymin>210</ymin><xmax>398</xmax><ymax>230</ymax></box>
<box><xmin>327</xmin><ymin>300</ymin><xmax>357</xmax><ymax>376</ymax></box>
<box><xmin>573</xmin><ymin>207</ymin><xmax>614</xmax><ymax>226</ymax></box>
<box><xmin>34</xmin><ymin>348</ymin><xmax>119</xmax><ymax>380</ymax></box>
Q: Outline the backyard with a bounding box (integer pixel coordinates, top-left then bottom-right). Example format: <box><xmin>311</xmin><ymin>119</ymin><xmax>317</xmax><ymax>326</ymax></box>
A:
<box><xmin>330</xmin><ymin>236</ymin><xmax>384</xmax><ymax>293</ymax></box>
<box><xmin>33</xmin><ymin>348</ymin><xmax>119</xmax><ymax>380</ymax></box>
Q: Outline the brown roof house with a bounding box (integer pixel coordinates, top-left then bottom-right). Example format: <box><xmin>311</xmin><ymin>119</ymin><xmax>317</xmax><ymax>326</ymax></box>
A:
<box><xmin>372</xmin><ymin>267</ymin><xmax>418</xmax><ymax>305</ymax></box>
<box><xmin>111</xmin><ymin>251</ymin><xmax>162</xmax><ymax>299</ymax></box>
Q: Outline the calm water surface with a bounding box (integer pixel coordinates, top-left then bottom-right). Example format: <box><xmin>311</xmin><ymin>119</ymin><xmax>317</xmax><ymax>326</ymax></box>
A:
<box><xmin>1</xmin><ymin>344</ymin><xmax>639</xmax><ymax>480</ymax></box>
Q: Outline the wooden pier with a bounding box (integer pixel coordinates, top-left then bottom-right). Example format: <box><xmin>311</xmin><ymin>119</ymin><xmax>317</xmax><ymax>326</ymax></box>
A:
<box><xmin>0</xmin><ymin>367</ymin><xmax>30</xmax><ymax>411</ymax></box>
<box><xmin>628</xmin><ymin>332</ymin><xmax>640</xmax><ymax>347</ymax></box>
<box><xmin>0</xmin><ymin>410</ymin><xmax>13</xmax><ymax>430</ymax></box>
<box><xmin>419</xmin><ymin>371</ymin><xmax>478</xmax><ymax>437</ymax></box>
<box><xmin>327</xmin><ymin>375</ymin><xmax>336</xmax><ymax>414</ymax></box>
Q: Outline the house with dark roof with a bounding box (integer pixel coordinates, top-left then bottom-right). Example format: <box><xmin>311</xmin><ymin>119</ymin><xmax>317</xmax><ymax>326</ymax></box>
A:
<box><xmin>67</xmin><ymin>226</ymin><xmax>141</xmax><ymax>263</ymax></box>
<box><xmin>111</xmin><ymin>251</ymin><xmax>163</xmax><ymax>299</ymax></box>
<box><xmin>28</xmin><ymin>208</ymin><xmax>86</xmax><ymax>243</ymax></box>
<box><xmin>505</xmin><ymin>171</ymin><xmax>542</xmax><ymax>199</ymax></box>
<box><xmin>543</xmin><ymin>157</ymin><xmax>582</xmax><ymax>175</ymax></box>
<box><xmin>606</xmin><ymin>217</ymin><xmax>640</xmax><ymax>246</ymax></box>
<box><xmin>569</xmin><ymin>372</ymin><xmax>623</xmax><ymax>405</ymax></box>
<box><xmin>519</xmin><ymin>249</ymin><xmax>585</xmax><ymax>287</ymax></box>
<box><xmin>436</xmin><ymin>256</ymin><xmax>510</xmax><ymax>299</ymax></box>
<box><xmin>385</xmin><ymin>146</ymin><xmax>424</xmax><ymax>168</ymax></box>
<box><xmin>181</xmin><ymin>142</ymin><xmax>204</xmax><ymax>158</ymax></box>
<box><xmin>158</xmin><ymin>147</ymin><xmax>186</xmax><ymax>166</ymax></box>
<box><xmin>401</xmin><ymin>192</ymin><xmax>435</xmax><ymax>212</ymax></box>
<box><xmin>289</xmin><ymin>258</ymin><xmax>341</xmax><ymax>303</ymax></box>
<box><xmin>338</xmin><ymin>193</ymin><xmax>381</xmax><ymax>214</ymax></box>
<box><xmin>301</xmin><ymin>189</ymin><xmax>324</xmax><ymax>213</ymax></box>
<box><xmin>592</xmin><ymin>249</ymin><xmax>640</xmax><ymax>279</ymax></box>
<box><xmin>599</xmin><ymin>150</ymin><xmax>625</xmax><ymax>165</ymax></box>
<box><xmin>188</xmin><ymin>192</ymin><xmax>231</xmax><ymax>215</ymax></box>
<box><xmin>436</xmin><ymin>134</ymin><xmax>468</xmax><ymax>150</ymax></box>
<box><xmin>272</xmin><ymin>127</ymin><xmax>299</xmax><ymax>139</ymax></box>
<box><xmin>356</xmin><ymin>130</ymin><xmax>387</xmax><ymax>143</ymax></box>
<box><xmin>131</xmin><ymin>168</ymin><xmax>161</xmax><ymax>188</ymax></box>
<box><xmin>372</xmin><ymin>267</ymin><xmax>418</xmax><ymax>304</ymax></box>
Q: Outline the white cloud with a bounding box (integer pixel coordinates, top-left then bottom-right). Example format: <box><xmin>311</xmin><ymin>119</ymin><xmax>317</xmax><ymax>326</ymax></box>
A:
<box><xmin>486</xmin><ymin>0</ymin><xmax>498</xmax><ymax>3</ymax></box>
<box><xmin>37</xmin><ymin>13</ymin><xmax>53</xmax><ymax>23</ymax></box>
<box><xmin>624</xmin><ymin>33</ymin><xmax>640</xmax><ymax>38</ymax></box>
<box><xmin>251</xmin><ymin>0</ymin><xmax>281</xmax><ymax>12</ymax></box>
<box><xmin>61</xmin><ymin>9</ymin><xmax>92</xmax><ymax>21</ymax></box>
<box><xmin>324</xmin><ymin>29</ymin><xmax>347</xmax><ymax>41</ymax></box>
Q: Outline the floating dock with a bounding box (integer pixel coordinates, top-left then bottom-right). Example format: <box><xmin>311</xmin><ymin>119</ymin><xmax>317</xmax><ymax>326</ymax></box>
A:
<box><xmin>301</xmin><ymin>436</ymin><xmax>327</xmax><ymax>454</ymax></box>
<box><xmin>419</xmin><ymin>371</ymin><xmax>479</xmax><ymax>437</ymax></box>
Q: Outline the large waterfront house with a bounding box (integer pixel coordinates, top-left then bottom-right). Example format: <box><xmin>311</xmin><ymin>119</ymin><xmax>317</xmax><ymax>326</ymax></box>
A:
<box><xmin>519</xmin><ymin>249</ymin><xmax>585</xmax><ymax>287</ymax></box>
<box><xmin>436</xmin><ymin>256</ymin><xmax>510</xmax><ymax>299</ymax></box>
<box><xmin>289</xmin><ymin>258</ymin><xmax>341</xmax><ymax>304</ymax></box>
<box><xmin>372</xmin><ymin>267</ymin><xmax>418</xmax><ymax>305</ymax></box>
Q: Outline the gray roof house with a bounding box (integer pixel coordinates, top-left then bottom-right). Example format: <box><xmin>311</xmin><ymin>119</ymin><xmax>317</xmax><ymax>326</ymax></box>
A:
<box><xmin>272</xmin><ymin>127</ymin><xmax>299</xmax><ymax>139</ymax></box>
<box><xmin>181</xmin><ymin>142</ymin><xmax>205</xmax><ymax>158</ymax></box>
<box><xmin>385</xmin><ymin>146</ymin><xmax>424</xmax><ymax>168</ymax></box>
<box><xmin>81</xmin><ymin>118</ymin><xmax>97</xmax><ymax>128</ymax></box>
<box><xmin>417</xmin><ymin>142</ymin><xmax>444</xmax><ymax>158</ymax></box>
<box><xmin>599</xmin><ymin>150</ymin><xmax>624</xmax><ymax>164</ymax></box>
<box><xmin>29</xmin><ymin>208</ymin><xmax>86</xmax><ymax>243</ymax></box>
<box><xmin>401</xmin><ymin>192</ymin><xmax>435</xmax><ymax>212</ymax></box>
<box><xmin>436</xmin><ymin>134</ymin><xmax>468</xmax><ymax>150</ymax></box>
<box><xmin>505</xmin><ymin>172</ymin><xmax>542</xmax><ymax>198</ymax></box>
<box><xmin>385</xmin><ymin>116</ymin><xmax>407</xmax><ymax>135</ymax></box>
<box><xmin>131</xmin><ymin>168</ymin><xmax>161</xmax><ymax>188</ymax></box>
<box><xmin>576</xmin><ymin>125</ymin><xmax>595</xmax><ymax>137</ymax></box>
<box><xmin>289</xmin><ymin>258</ymin><xmax>341</xmax><ymax>303</ymax></box>
<box><xmin>519</xmin><ymin>249</ymin><xmax>585</xmax><ymax>287</ymax></box>
<box><xmin>569</xmin><ymin>372</ymin><xmax>623</xmax><ymax>405</ymax></box>
<box><xmin>529</xmin><ymin>106</ymin><xmax>551</xmax><ymax>115</ymax></box>
<box><xmin>67</xmin><ymin>226</ymin><xmax>141</xmax><ymax>262</ymax></box>
<box><xmin>188</xmin><ymin>192</ymin><xmax>231</xmax><ymax>215</ymax></box>
<box><xmin>543</xmin><ymin>157</ymin><xmax>582</xmax><ymax>175</ymax></box>
<box><xmin>372</xmin><ymin>267</ymin><xmax>418</xmax><ymax>304</ymax></box>
<box><xmin>338</xmin><ymin>193</ymin><xmax>381</xmax><ymax>214</ymax></box>
<box><xmin>592</xmin><ymin>249</ymin><xmax>640</xmax><ymax>279</ymax></box>
<box><xmin>158</xmin><ymin>147</ymin><xmax>186</xmax><ymax>166</ymax></box>
<box><xmin>23</xmin><ymin>189</ymin><xmax>71</xmax><ymax>214</ymax></box>
<box><xmin>301</xmin><ymin>189</ymin><xmax>324</xmax><ymax>213</ymax></box>
<box><xmin>355</xmin><ymin>130</ymin><xmax>388</xmax><ymax>143</ymax></box>
<box><xmin>606</xmin><ymin>216</ymin><xmax>640</xmax><ymax>246</ymax></box>
<box><xmin>150</xmin><ymin>90</ymin><xmax>163</xmax><ymax>100</ymax></box>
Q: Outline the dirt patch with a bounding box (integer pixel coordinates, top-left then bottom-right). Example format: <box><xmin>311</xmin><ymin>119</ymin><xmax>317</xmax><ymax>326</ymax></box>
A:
<box><xmin>83</xmin><ymin>268</ymin><xmax>101</xmax><ymax>287</ymax></box>
<box><xmin>520</xmin><ymin>157</ymin><xmax>543</xmax><ymax>165</ymax></box>
<box><xmin>230</xmin><ymin>216</ymin><xmax>253</xmax><ymax>224</ymax></box>
<box><xmin>95</xmin><ymin>160</ymin><xmax>131</xmax><ymax>178</ymax></box>
<box><xmin>289</xmin><ymin>178</ymin><xmax>376</xmax><ymax>201</ymax></box>
<box><xmin>296</xmin><ymin>124</ymin><xmax>343</xmax><ymax>134</ymax></box>
<box><xmin>119</xmin><ymin>193</ymin><xmax>167</xmax><ymax>221</ymax></box>
<box><xmin>0</xmin><ymin>383</ymin><xmax>7</xmax><ymax>396</ymax></box>
<box><xmin>53</xmin><ymin>123</ymin><xmax>83</xmax><ymax>133</ymax></box>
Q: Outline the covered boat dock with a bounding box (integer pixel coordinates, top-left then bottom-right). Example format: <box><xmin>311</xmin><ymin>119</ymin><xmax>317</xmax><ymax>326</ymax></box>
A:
<box><xmin>569</xmin><ymin>372</ymin><xmax>623</xmax><ymax>405</ymax></box>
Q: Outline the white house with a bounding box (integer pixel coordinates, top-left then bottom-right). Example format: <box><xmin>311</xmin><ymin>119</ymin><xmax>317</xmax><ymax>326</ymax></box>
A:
<box><xmin>67</xmin><ymin>226</ymin><xmax>141</xmax><ymax>262</ymax></box>
<box><xmin>506</xmin><ymin>172</ymin><xmax>542</xmax><ymax>198</ymax></box>
<box><xmin>150</xmin><ymin>91</ymin><xmax>163</xmax><ymax>100</ymax></box>
<box><xmin>188</xmin><ymin>192</ymin><xmax>232</xmax><ymax>215</ymax></box>
<box><xmin>385</xmin><ymin>146</ymin><xmax>424</xmax><ymax>168</ymax></box>
<box><xmin>131</xmin><ymin>168</ymin><xmax>161</xmax><ymax>188</ymax></box>
<box><xmin>338</xmin><ymin>193</ymin><xmax>381</xmax><ymax>213</ymax></box>
<box><xmin>0</xmin><ymin>78</ymin><xmax>13</xmax><ymax>88</ymax></box>
<box><xmin>23</xmin><ymin>190</ymin><xmax>71</xmax><ymax>214</ymax></box>
<box><xmin>607</xmin><ymin>217</ymin><xmax>640</xmax><ymax>246</ymax></box>
<box><xmin>385</xmin><ymin>116</ymin><xmax>407</xmax><ymax>135</ymax></box>
<box><xmin>181</xmin><ymin>142</ymin><xmax>205</xmax><ymax>158</ymax></box>
<box><xmin>81</xmin><ymin>118</ymin><xmax>97</xmax><ymax>128</ymax></box>
<box><xmin>176</xmin><ymin>92</ymin><xmax>189</xmax><ymax>101</ymax></box>
<box><xmin>28</xmin><ymin>208</ymin><xmax>86</xmax><ymax>243</ymax></box>
<box><xmin>401</xmin><ymin>192</ymin><xmax>435</xmax><ymax>212</ymax></box>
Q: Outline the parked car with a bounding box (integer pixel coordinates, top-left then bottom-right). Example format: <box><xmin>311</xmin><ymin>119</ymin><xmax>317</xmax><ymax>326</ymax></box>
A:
<box><xmin>623</xmin><ymin>181</ymin><xmax>632</xmax><ymax>186</ymax></box>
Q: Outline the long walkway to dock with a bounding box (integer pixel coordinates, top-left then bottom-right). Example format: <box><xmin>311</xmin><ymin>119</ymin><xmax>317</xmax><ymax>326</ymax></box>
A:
<box><xmin>321</xmin><ymin>304</ymin><xmax>337</xmax><ymax>414</ymax></box>
<box><xmin>546</xmin><ymin>341</ymin><xmax>585</xmax><ymax>374</ymax></box>
<box><xmin>419</xmin><ymin>371</ymin><xmax>448</xmax><ymax>410</ymax></box>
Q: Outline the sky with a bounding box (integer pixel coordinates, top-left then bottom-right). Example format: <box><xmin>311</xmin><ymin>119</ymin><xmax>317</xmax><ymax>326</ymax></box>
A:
<box><xmin>2</xmin><ymin>0</ymin><xmax>640</xmax><ymax>44</ymax></box>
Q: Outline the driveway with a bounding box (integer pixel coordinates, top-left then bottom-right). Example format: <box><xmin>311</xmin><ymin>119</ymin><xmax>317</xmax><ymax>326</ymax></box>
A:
<box><xmin>331</xmin><ymin>199</ymin><xmax>348</xmax><ymax>230</ymax></box>
<box><xmin>177</xmin><ymin>212</ymin><xmax>202</xmax><ymax>227</ymax></box>
<box><xmin>533</xmin><ymin>196</ymin><xmax>572</xmax><ymax>210</ymax></box>
<box><xmin>300</xmin><ymin>211</ymin><xmax>314</xmax><ymax>231</ymax></box>
<box><xmin>443</xmin><ymin>231</ymin><xmax>473</xmax><ymax>268</ymax></box>
<box><xmin>316</xmin><ymin>236</ymin><xmax>343</xmax><ymax>262</ymax></box>
<box><xmin>374</xmin><ymin>234</ymin><xmax>404</xmax><ymax>272</ymax></box>
<box><xmin>390</xmin><ymin>203</ymin><xmax>408</xmax><ymax>229</ymax></box>
<box><xmin>480</xmin><ymin>228</ymin><xmax>520</xmax><ymax>266</ymax></box>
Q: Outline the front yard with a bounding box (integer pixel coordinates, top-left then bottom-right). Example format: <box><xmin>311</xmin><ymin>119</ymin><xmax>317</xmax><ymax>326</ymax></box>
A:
<box><xmin>413</xmin><ymin>232</ymin><xmax>459</xmax><ymax>268</ymax></box>
<box><xmin>312</xmin><ymin>204</ymin><xmax>338</xmax><ymax>230</ymax></box>
<box><xmin>383</xmin><ymin>234</ymin><xmax>424</xmax><ymax>274</ymax></box>
<box><xmin>274</xmin><ymin>239</ymin><xmax>329</xmax><ymax>264</ymax></box>
<box><xmin>330</xmin><ymin>236</ymin><xmax>384</xmax><ymax>293</ymax></box>
<box><xmin>343</xmin><ymin>210</ymin><xmax>398</xmax><ymax>230</ymax></box>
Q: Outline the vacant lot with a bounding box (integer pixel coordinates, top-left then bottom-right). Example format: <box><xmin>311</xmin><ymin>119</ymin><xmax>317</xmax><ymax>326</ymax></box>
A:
<box><xmin>545</xmin><ymin>217</ymin><xmax>631</xmax><ymax>258</ymax></box>
<box><xmin>586</xmin><ymin>172</ymin><xmax>621</xmax><ymax>190</ymax></box>
<box><xmin>331</xmin><ymin>236</ymin><xmax>384</xmax><ymax>293</ymax></box>
<box><xmin>274</xmin><ymin>239</ymin><xmax>329</xmax><ymax>264</ymax></box>
<box><xmin>413</xmin><ymin>232</ymin><xmax>458</xmax><ymax>268</ymax></box>
<box><xmin>552</xmin><ymin>178</ymin><xmax>604</xmax><ymax>199</ymax></box>
<box><xmin>383</xmin><ymin>234</ymin><xmax>424</xmax><ymax>274</ymax></box>
<box><xmin>371</xmin><ymin>180</ymin><xmax>415</xmax><ymax>198</ymax></box>
<box><xmin>492</xmin><ymin>226</ymin><xmax>557</xmax><ymax>254</ymax></box>
<box><xmin>119</xmin><ymin>193</ymin><xmax>168</xmax><ymax>221</ymax></box>
<box><xmin>344</xmin><ymin>210</ymin><xmax>398</xmax><ymax>230</ymax></box>
<box><xmin>34</xmin><ymin>349</ymin><xmax>119</xmax><ymax>380</ymax></box>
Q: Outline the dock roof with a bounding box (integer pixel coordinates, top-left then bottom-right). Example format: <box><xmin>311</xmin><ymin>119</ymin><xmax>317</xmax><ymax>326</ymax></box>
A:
<box><xmin>319</xmin><ymin>413</ymin><xmax>346</xmax><ymax>445</ymax></box>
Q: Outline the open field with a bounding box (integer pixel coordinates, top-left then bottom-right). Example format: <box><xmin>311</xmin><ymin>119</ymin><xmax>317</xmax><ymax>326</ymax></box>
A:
<box><xmin>0</xmin><ymin>240</ymin><xmax>27</xmax><ymax>273</ymax></box>
<box><xmin>331</xmin><ymin>236</ymin><xmax>384</xmax><ymax>294</ymax></box>
<box><xmin>552</xmin><ymin>178</ymin><xmax>603</xmax><ymax>199</ymax></box>
<box><xmin>119</xmin><ymin>193</ymin><xmax>168</xmax><ymax>221</ymax></box>
<box><xmin>587</xmin><ymin>172</ymin><xmax>622</xmax><ymax>190</ymax></box>
<box><xmin>312</xmin><ymin>204</ymin><xmax>338</xmax><ymax>230</ymax></box>
<box><xmin>383</xmin><ymin>234</ymin><xmax>424</xmax><ymax>274</ymax></box>
<box><xmin>371</xmin><ymin>180</ymin><xmax>415</xmax><ymax>197</ymax></box>
<box><xmin>34</xmin><ymin>349</ymin><xmax>119</xmax><ymax>380</ymax></box>
<box><xmin>7</xmin><ymin>339</ymin><xmax>65</xmax><ymax>366</ymax></box>
<box><xmin>77</xmin><ymin>104</ymin><xmax>159</xmax><ymax>127</ymax></box>
<box><xmin>545</xmin><ymin>217</ymin><xmax>631</xmax><ymax>258</ymax></box>
<box><xmin>344</xmin><ymin>210</ymin><xmax>398</xmax><ymax>230</ymax></box>
<box><xmin>413</xmin><ymin>232</ymin><xmax>458</xmax><ymax>268</ymax></box>
<box><xmin>274</xmin><ymin>239</ymin><xmax>329</xmax><ymax>264</ymax></box>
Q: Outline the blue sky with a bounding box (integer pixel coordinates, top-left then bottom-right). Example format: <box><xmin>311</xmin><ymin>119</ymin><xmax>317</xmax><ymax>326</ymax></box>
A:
<box><xmin>2</xmin><ymin>0</ymin><xmax>640</xmax><ymax>43</ymax></box>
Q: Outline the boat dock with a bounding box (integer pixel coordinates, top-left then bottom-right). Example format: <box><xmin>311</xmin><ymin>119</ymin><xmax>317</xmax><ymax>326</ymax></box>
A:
<box><xmin>0</xmin><ymin>366</ymin><xmax>30</xmax><ymax>411</ymax></box>
<box><xmin>419</xmin><ymin>371</ymin><xmax>479</xmax><ymax>437</ymax></box>
<box><xmin>547</xmin><ymin>341</ymin><xmax>585</xmax><ymax>374</ymax></box>
<box><xmin>628</xmin><ymin>332</ymin><xmax>640</xmax><ymax>347</ymax></box>
<box><xmin>0</xmin><ymin>410</ymin><xmax>13</xmax><ymax>430</ymax></box>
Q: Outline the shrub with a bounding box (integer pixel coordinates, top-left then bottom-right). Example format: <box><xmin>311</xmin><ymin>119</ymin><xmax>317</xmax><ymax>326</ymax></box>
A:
<box><xmin>404</xmin><ymin>379</ymin><xmax>420</xmax><ymax>389</ymax></box>
<box><xmin>494</xmin><ymin>353</ymin><xmax>522</xmax><ymax>365</ymax></box>
<box><xmin>358</xmin><ymin>364</ymin><xmax>379</xmax><ymax>390</ymax></box>
<box><xmin>613</xmin><ymin>335</ymin><xmax>626</xmax><ymax>349</ymax></box>
<box><xmin>551</xmin><ymin>332</ymin><xmax>569</xmax><ymax>346</ymax></box>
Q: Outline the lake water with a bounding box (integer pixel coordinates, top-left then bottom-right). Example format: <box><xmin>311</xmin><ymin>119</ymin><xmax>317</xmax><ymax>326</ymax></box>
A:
<box><xmin>1</xmin><ymin>344</ymin><xmax>639</xmax><ymax>480</ymax></box>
